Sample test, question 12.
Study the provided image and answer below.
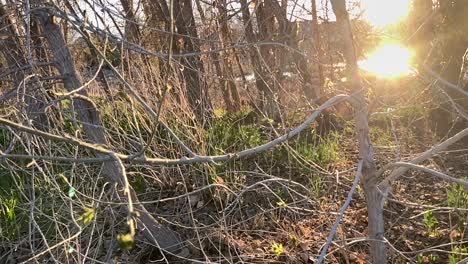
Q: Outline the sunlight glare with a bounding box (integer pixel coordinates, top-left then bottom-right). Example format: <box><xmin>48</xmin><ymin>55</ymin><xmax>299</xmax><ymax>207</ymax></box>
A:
<box><xmin>358</xmin><ymin>43</ymin><xmax>414</xmax><ymax>78</ymax></box>
<box><xmin>360</xmin><ymin>0</ymin><xmax>412</xmax><ymax>27</ymax></box>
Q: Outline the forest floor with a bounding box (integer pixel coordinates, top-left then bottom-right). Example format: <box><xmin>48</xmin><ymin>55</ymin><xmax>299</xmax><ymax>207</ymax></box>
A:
<box><xmin>1</xmin><ymin>93</ymin><xmax>467</xmax><ymax>264</ymax></box>
<box><xmin>120</xmin><ymin>111</ymin><xmax>468</xmax><ymax>263</ymax></box>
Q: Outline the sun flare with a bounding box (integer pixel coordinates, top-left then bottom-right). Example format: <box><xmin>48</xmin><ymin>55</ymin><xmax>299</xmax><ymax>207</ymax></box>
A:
<box><xmin>360</xmin><ymin>0</ymin><xmax>412</xmax><ymax>27</ymax></box>
<box><xmin>358</xmin><ymin>43</ymin><xmax>414</xmax><ymax>78</ymax></box>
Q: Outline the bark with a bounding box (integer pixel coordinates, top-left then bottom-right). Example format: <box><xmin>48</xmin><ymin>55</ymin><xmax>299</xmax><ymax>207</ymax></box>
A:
<box><xmin>173</xmin><ymin>0</ymin><xmax>212</xmax><ymax>120</ymax></box>
<box><xmin>255</xmin><ymin>1</ymin><xmax>280</xmax><ymax>118</ymax></box>
<box><xmin>32</xmin><ymin>5</ymin><xmax>184</xmax><ymax>254</ymax></box>
<box><xmin>310</xmin><ymin>0</ymin><xmax>324</xmax><ymax>96</ymax></box>
<box><xmin>30</xmin><ymin>20</ymin><xmax>47</xmax><ymax>63</ymax></box>
<box><xmin>216</xmin><ymin>0</ymin><xmax>241</xmax><ymax>109</ymax></box>
<box><xmin>120</xmin><ymin>0</ymin><xmax>141</xmax><ymax>44</ymax></box>
<box><xmin>330</xmin><ymin>0</ymin><xmax>384</xmax><ymax>263</ymax></box>
<box><xmin>239</xmin><ymin>0</ymin><xmax>269</xmax><ymax>110</ymax></box>
<box><xmin>194</xmin><ymin>0</ymin><xmax>235</xmax><ymax>111</ymax></box>
<box><xmin>0</xmin><ymin>2</ymin><xmax>26</xmax><ymax>88</ymax></box>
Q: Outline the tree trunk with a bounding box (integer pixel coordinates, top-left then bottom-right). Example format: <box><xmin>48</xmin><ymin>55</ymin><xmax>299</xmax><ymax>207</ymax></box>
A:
<box><xmin>173</xmin><ymin>0</ymin><xmax>212</xmax><ymax>121</ymax></box>
<box><xmin>239</xmin><ymin>0</ymin><xmax>269</xmax><ymax>110</ymax></box>
<box><xmin>0</xmin><ymin>2</ymin><xmax>47</xmax><ymax>126</ymax></box>
<box><xmin>330</xmin><ymin>1</ymin><xmax>384</xmax><ymax>263</ymax></box>
<box><xmin>311</xmin><ymin>0</ymin><xmax>324</xmax><ymax>91</ymax></box>
<box><xmin>120</xmin><ymin>0</ymin><xmax>141</xmax><ymax>44</ymax></box>
<box><xmin>440</xmin><ymin>0</ymin><xmax>468</xmax><ymax>109</ymax></box>
<box><xmin>289</xmin><ymin>21</ymin><xmax>319</xmax><ymax>101</ymax></box>
<box><xmin>255</xmin><ymin>1</ymin><xmax>280</xmax><ymax>118</ymax></box>
<box><xmin>194</xmin><ymin>0</ymin><xmax>235</xmax><ymax>111</ymax></box>
<box><xmin>32</xmin><ymin>5</ymin><xmax>184</xmax><ymax>254</ymax></box>
<box><xmin>216</xmin><ymin>0</ymin><xmax>241</xmax><ymax>109</ymax></box>
<box><xmin>0</xmin><ymin>2</ymin><xmax>26</xmax><ymax>88</ymax></box>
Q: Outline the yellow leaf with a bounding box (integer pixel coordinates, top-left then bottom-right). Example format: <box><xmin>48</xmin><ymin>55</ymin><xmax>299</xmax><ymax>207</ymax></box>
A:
<box><xmin>276</xmin><ymin>200</ymin><xmax>287</xmax><ymax>207</ymax></box>
<box><xmin>117</xmin><ymin>233</ymin><xmax>135</xmax><ymax>250</ymax></box>
<box><xmin>76</xmin><ymin>207</ymin><xmax>95</xmax><ymax>226</ymax></box>
<box><xmin>271</xmin><ymin>242</ymin><xmax>283</xmax><ymax>256</ymax></box>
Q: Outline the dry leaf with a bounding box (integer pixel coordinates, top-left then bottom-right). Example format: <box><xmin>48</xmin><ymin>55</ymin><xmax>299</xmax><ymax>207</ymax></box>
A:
<box><xmin>450</xmin><ymin>229</ymin><xmax>461</xmax><ymax>239</ymax></box>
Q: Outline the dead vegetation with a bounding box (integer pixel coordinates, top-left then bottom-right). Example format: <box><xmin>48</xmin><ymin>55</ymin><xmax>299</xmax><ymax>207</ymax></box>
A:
<box><xmin>0</xmin><ymin>0</ymin><xmax>467</xmax><ymax>263</ymax></box>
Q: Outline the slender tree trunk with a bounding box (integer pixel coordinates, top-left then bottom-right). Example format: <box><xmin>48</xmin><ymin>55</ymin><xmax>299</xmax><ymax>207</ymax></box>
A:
<box><xmin>239</xmin><ymin>0</ymin><xmax>269</xmax><ymax>110</ymax></box>
<box><xmin>194</xmin><ymin>0</ymin><xmax>235</xmax><ymax>111</ymax></box>
<box><xmin>174</xmin><ymin>0</ymin><xmax>212</xmax><ymax>120</ymax></box>
<box><xmin>266</xmin><ymin>0</ymin><xmax>289</xmax><ymax>80</ymax></box>
<box><xmin>120</xmin><ymin>0</ymin><xmax>141</xmax><ymax>44</ymax></box>
<box><xmin>32</xmin><ymin>5</ymin><xmax>184</xmax><ymax>254</ymax></box>
<box><xmin>216</xmin><ymin>0</ymin><xmax>241</xmax><ymax>109</ymax></box>
<box><xmin>311</xmin><ymin>0</ymin><xmax>324</xmax><ymax>91</ymax></box>
<box><xmin>256</xmin><ymin>1</ymin><xmax>280</xmax><ymax>118</ymax></box>
<box><xmin>0</xmin><ymin>2</ymin><xmax>48</xmax><ymax>126</ymax></box>
<box><xmin>330</xmin><ymin>1</ymin><xmax>384</xmax><ymax>263</ymax></box>
<box><xmin>289</xmin><ymin>22</ymin><xmax>319</xmax><ymax>101</ymax></box>
<box><xmin>0</xmin><ymin>2</ymin><xmax>26</xmax><ymax>88</ymax></box>
<box><xmin>142</xmin><ymin>0</ymin><xmax>175</xmax><ymax>97</ymax></box>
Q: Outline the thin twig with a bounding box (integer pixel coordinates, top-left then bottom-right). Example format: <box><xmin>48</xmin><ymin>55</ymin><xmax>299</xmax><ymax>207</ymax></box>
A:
<box><xmin>316</xmin><ymin>160</ymin><xmax>363</xmax><ymax>264</ymax></box>
<box><xmin>379</xmin><ymin>162</ymin><xmax>468</xmax><ymax>187</ymax></box>
<box><xmin>379</xmin><ymin>127</ymin><xmax>468</xmax><ymax>189</ymax></box>
<box><xmin>0</xmin><ymin>94</ymin><xmax>349</xmax><ymax>165</ymax></box>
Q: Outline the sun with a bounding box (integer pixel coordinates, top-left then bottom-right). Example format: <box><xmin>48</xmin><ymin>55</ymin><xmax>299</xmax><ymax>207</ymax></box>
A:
<box><xmin>358</xmin><ymin>43</ymin><xmax>414</xmax><ymax>78</ymax></box>
<box><xmin>360</xmin><ymin>0</ymin><xmax>413</xmax><ymax>28</ymax></box>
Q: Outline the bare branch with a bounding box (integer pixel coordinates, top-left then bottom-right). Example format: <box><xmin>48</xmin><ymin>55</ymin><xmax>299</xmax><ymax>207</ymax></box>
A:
<box><xmin>380</xmin><ymin>127</ymin><xmax>468</xmax><ymax>189</ymax></box>
<box><xmin>0</xmin><ymin>94</ymin><xmax>349</xmax><ymax>165</ymax></box>
<box><xmin>316</xmin><ymin>160</ymin><xmax>363</xmax><ymax>264</ymax></box>
<box><xmin>379</xmin><ymin>162</ymin><xmax>468</xmax><ymax>187</ymax></box>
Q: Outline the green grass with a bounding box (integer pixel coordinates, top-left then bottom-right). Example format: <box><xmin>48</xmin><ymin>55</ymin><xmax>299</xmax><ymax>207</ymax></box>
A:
<box><xmin>206</xmin><ymin>110</ymin><xmax>265</xmax><ymax>155</ymax></box>
<box><xmin>446</xmin><ymin>181</ymin><xmax>468</xmax><ymax>263</ymax></box>
<box><xmin>422</xmin><ymin>211</ymin><xmax>438</xmax><ymax>235</ymax></box>
<box><xmin>449</xmin><ymin>246</ymin><xmax>468</xmax><ymax>264</ymax></box>
<box><xmin>0</xmin><ymin>169</ymin><xmax>27</xmax><ymax>240</ymax></box>
<box><xmin>0</xmin><ymin>193</ymin><xmax>21</xmax><ymax>239</ymax></box>
<box><xmin>294</xmin><ymin>130</ymin><xmax>341</xmax><ymax>166</ymax></box>
<box><xmin>447</xmin><ymin>181</ymin><xmax>468</xmax><ymax>209</ymax></box>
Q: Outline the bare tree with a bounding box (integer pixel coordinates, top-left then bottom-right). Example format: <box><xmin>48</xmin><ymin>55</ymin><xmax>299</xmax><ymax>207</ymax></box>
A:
<box><xmin>120</xmin><ymin>0</ymin><xmax>141</xmax><ymax>44</ymax></box>
<box><xmin>215</xmin><ymin>0</ymin><xmax>241</xmax><ymax>110</ymax></box>
<box><xmin>0</xmin><ymin>1</ymin><xmax>26</xmax><ymax>89</ymax></box>
<box><xmin>30</xmin><ymin>1</ymin><xmax>184</xmax><ymax>254</ymax></box>
<box><xmin>329</xmin><ymin>0</ymin><xmax>383</xmax><ymax>263</ymax></box>
<box><xmin>239</xmin><ymin>0</ymin><xmax>271</xmax><ymax>113</ymax></box>
<box><xmin>173</xmin><ymin>0</ymin><xmax>212</xmax><ymax>120</ymax></box>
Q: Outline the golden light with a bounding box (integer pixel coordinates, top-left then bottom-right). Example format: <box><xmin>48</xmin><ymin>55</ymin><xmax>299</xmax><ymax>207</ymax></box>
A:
<box><xmin>360</xmin><ymin>0</ymin><xmax>412</xmax><ymax>27</ymax></box>
<box><xmin>358</xmin><ymin>43</ymin><xmax>414</xmax><ymax>78</ymax></box>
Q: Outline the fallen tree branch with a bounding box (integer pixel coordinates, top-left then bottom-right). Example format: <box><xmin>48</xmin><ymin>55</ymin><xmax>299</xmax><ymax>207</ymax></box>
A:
<box><xmin>379</xmin><ymin>127</ymin><xmax>468</xmax><ymax>190</ymax></box>
<box><xmin>316</xmin><ymin>160</ymin><xmax>363</xmax><ymax>264</ymax></box>
<box><xmin>421</xmin><ymin>64</ymin><xmax>468</xmax><ymax>97</ymax></box>
<box><xmin>0</xmin><ymin>94</ymin><xmax>349</xmax><ymax>165</ymax></box>
<box><xmin>379</xmin><ymin>162</ymin><xmax>468</xmax><ymax>187</ymax></box>
<box><xmin>0</xmin><ymin>153</ymin><xmax>110</xmax><ymax>163</ymax></box>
